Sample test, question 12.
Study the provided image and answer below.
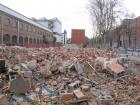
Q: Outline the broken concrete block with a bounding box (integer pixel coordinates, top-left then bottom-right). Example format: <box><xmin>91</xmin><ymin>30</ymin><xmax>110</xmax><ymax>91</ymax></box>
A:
<box><xmin>81</xmin><ymin>85</ymin><xmax>90</xmax><ymax>91</ymax></box>
<box><xmin>27</xmin><ymin>60</ymin><xmax>37</xmax><ymax>70</ymax></box>
<box><xmin>26</xmin><ymin>93</ymin><xmax>37</xmax><ymax>101</ymax></box>
<box><xmin>22</xmin><ymin>71</ymin><xmax>32</xmax><ymax>78</ymax></box>
<box><xmin>0</xmin><ymin>95</ymin><xmax>10</xmax><ymax>105</ymax></box>
<box><xmin>74</xmin><ymin>89</ymin><xmax>85</xmax><ymax>99</ymax></box>
<box><xmin>68</xmin><ymin>80</ymin><xmax>80</xmax><ymax>90</ymax></box>
<box><xmin>60</xmin><ymin>90</ymin><xmax>74</xmax><ymax>101</ymax></box>
<box><xmin>9</xmin><ymin>76</ymin><xmax>29</xmax><ymax>94</ymax></box>
<box><xmin>24</xmin><ymin>78</ymin><xmax>32</xmax><ymax>89</ymax></box>
<box><xmin>107</xmin><ymin>64</ymin><xmax>125</xmax><ymax>74</ymax></box>
<box><xmin>99</xmin><ymin>94</ymin><xmax>114</xmax><ymax>105</ymax></box>
<box><xmin>12</xmin><ymin>95</ymin><xmax>24</xmax><ymax>102</ymax></box>
<box><xmin>74</xmin><ymin>62</ymin><xmax>84</xmax><ymax>74</ymax></box>
<box><xmin>51</xmin><ymin>80</ymin><xmax>57</xmax><ymax>86</ymax></box>
<box><xmin>20</xmin><ymin>63</ymin><xmax>30</xmax><ymax>71</ymax></box>
<box><xmin>19</xmin><ymin>55</ymin><xmax>28</xmax><ymax>63</ymax></box>
<box><xmin>12</xmin><ymin>64</ymin><xmax>21</xmax><ymax>71</ymax></box>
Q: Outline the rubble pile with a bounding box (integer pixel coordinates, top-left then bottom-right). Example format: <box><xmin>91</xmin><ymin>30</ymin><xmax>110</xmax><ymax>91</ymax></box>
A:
<box><xmin>0</xmin><ymin>46</ymin><xmax>139</xmax><ymax>105</ymax></box>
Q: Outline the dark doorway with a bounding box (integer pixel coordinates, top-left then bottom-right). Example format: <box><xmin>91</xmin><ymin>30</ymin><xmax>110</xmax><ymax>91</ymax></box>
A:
<box><xmin>12</xmin><ymin>35</ymin><xmax>17</xmax><ymax>45</ymax></box>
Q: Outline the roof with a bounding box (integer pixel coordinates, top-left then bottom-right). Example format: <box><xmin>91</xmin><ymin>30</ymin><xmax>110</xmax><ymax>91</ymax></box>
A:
<box><xmin>72</xmin><ymin>29</ymin><xmax>85</xmax><ymax>31</ymax></box>
<box><xmin>0</xmin><ymin>4</ymin><xmax>52</xmax><ymax>32</ymax></box>
<box><xmin>49</xmin><ymin>17</ymin><xmax>62</xmax><ymax>24</ymax></box>
<box><xmin>32</xmin><ymin>17</ymin><xmax>49</xmax><ymax>21</ymax></box>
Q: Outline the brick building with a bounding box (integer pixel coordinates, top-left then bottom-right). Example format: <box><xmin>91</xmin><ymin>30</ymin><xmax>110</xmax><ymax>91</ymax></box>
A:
<box><xmin>0</xmin><ymin>4</ymin><xmax>54</xmax><ymax>47</ymax></box>
<box><xmin>71</xmin><ymin>29</ymin><xmax>85</xmax><ymax>45</ymax></box>
<box><xmin>105</xmin><ymin>16</ymin><xmax>140</xmax><ymax>49</ymax></box>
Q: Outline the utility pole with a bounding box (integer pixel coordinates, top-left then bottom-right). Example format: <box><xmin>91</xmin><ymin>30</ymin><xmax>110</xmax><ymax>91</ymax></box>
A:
<box><xmin>135</xmin><ymin>18</ymin><xmax>137</xmax><ymax>51</ymax></box>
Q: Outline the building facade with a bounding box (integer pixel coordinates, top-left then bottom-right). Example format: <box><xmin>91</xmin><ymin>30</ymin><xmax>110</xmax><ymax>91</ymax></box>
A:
<box><xmin>71</xmin><ymin>29</ymin><xmax>85</xmax><ymax>45</ymax></box>
<box><xmin>0</xmin><ymin>4</ymin><xmax>54</xmax><ymax>47</ymax></box>
<box><xmin>108</xmin><ymin>17</ymin><xmax>140</xmax><ymax>49</ymax></box>
<box><xmin>33</xmin><ymin>17</ymin><xmax>67</xmax><ymax>44</ymax></box>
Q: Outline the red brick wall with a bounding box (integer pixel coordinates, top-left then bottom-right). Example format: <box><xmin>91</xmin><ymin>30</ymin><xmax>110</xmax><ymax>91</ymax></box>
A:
<box><xmin>0</xmin><ymin>12</ymin><xmax>53</xmax><ymax>47</ymax></box>
<box><xmin>136</xmin><ymin>17</ymin><xmax>140</xmax><ymax>48</ymax></box>
<box><xmin>71</xmin><ymin>29</ymin><xmax>85</xmax><ymax>45</ymax></box>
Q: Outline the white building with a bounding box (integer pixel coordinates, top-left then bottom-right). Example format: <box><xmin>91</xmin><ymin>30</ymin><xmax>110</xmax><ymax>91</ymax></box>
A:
<box><xmin>32</xmin><ymin>17</ymin><xmax>67</xmax><ymax>44</ymax></box>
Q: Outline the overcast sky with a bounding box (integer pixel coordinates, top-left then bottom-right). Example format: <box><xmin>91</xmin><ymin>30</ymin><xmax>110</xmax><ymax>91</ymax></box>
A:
<box><xmin>0</xmin><ymin>0</ymin><xmax>140</xmax><ymax>38</ymax></box>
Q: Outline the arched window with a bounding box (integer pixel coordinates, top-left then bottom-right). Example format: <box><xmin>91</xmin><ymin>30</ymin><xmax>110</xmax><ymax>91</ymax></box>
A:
<box><xmin>12</xmin><ymin>35</ymin><xmax>17</xmax><ymax>45</ymax></box>
<box><xmin>3</xmin><ymin>34</ymin><xmax>10</xmax><ymax>45</ymax></box>
<box><xmin>37</xmin><ymin>39</ymin><xmax>39</xmax><ymax>44</ymax></box>
<box><xmin>33</xmin><ymin>38</ymin><xmax>36</xmax><ymax>44</ymax></box>
<box><xmin>29</xmin><ymin>38</ymin><xmax>32</xmax><ymax>44</ymax></box>
<box><xmin>40</xmin><ymin>39</ymin><xmax>42</xmax><ymax>44</ymax></box>
<box><xmin>19</xmin><ymin>36</ymin><xmax>23</xmax><ymax>45</ymax></box>
<box><xmin>24</xmin><ymin>37</ymin><xmax>28</xmax><ymax>44</ymax></box>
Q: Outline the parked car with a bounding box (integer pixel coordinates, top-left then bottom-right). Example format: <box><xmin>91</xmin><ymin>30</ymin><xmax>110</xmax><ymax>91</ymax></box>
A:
<box><xmin>136</xmin><ymin>49</ymin><xmax>140</xmax><ymax>52</ymax></box>
<box><xmin>127</xmin><ymin>48</ymin><xmax>133</xmax><ymax>51</ymax></box>
<box><xmin>117</xmin><ymin>47</ymin><xmax>127</xmax><ymax>54</ymax></box>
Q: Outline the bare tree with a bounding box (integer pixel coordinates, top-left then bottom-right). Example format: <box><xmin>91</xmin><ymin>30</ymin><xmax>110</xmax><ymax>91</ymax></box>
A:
<box><xmin>88</xmin><ymin>0</ymin><xmax>122</xmax><ymax>47</ymax></box>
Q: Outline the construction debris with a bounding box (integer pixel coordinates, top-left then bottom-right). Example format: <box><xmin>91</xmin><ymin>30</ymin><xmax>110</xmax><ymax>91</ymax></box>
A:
<box><xmin>0</xmin><ymin>46</ymin><xmax>139</xmax><ymax>105</ymax></box>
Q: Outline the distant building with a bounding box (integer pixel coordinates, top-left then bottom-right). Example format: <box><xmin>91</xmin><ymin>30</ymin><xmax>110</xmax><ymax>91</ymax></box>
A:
<box><xmin>106</xmin><ymin>17</ymin><xmax>140</xmax><ymax>49</ymax></box>
<box><xmin>71</xmin><ymin>29</ymin><xmax>85</xmax><ymax>45</ymax></box>
<box><xmin>0</xmin><ymin>4</ymin><xmax>53</xmax><ymax>47</ymax></box>
<box><xmin>33</xmin><ymin>17</ymin><xmax>67</xmax><ymax>44</ymax></box>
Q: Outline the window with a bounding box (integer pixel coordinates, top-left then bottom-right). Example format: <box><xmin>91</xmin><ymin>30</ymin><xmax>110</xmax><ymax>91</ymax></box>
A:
<box><xmin>12</xmin><ymin>19</ymin><xmax>18</xmax><ymax>28</ymax></box>
<box><xmin>40</xmin><ymin>39</ymin><xmax>42</xmax><ymax>44</ymax></box>
<box><xmin>30</xmin><ymin>26</ymin><xmax>33</xmax><ymax>32</ymax></box>
<box><xmin>19</xmin><ymin>36</ymin><xmax>23</xmax><ymax>45</ymax></box>
<box><xmin>33</xmin><ymin>38</ymin><xmax>36</xmax><ymax>44</ymax></box>
<box><xmin>24</xmin><ymin>37</ymin><xmax>28</xmax><ymax>44</ymax></box>
<box><xmin>41</xmin><ymin>30</ymin><xmax>43</xmax><ymax>35</ymax></box>
<box><xmin>43</xmin><ymin>31</ymin><xmax>46</xmax><ymax>35</ymax></box>
<box><xmin>3</xmin><ymin>34</ymin><xmax>10</xmax><ymax>45</ymax></box>
<box><xmin>19</xmin><ymin>23</ymin><xmax>23</xmax><ymax>29</ymax></box>
<box><xmin>22</xmin><ymin>24</ymin><xmax>25</xmax><ymax>30</ymax></box>
<box><xmin>4</xmin><ymin>18</ymin><xmax>10</xmax><ymax>26</ymax></box>
<box><xmin>35</xmin><ymin>28</ymin><xmax>37</xmax><ymax>33</ymax></box>
<box><xmin>29</xmin><ymin>38</ymin><xmax>32</xmax><ymax>44</ymax></box>
<box><xmin>12</xmin><ymin>35</ymin><xmax>17</xmax><ymax>45</ymax></box>
<box><xmin>24</xmin><ymin>24</ymin><xmax>28</xmax><ymax>31</ymax></box>
<box><xmin>37</xmin><ymin>39</ymin><xmax>39</xmax><ymax>44</ymax></box>
<box><xmin>40</xmin><ymin>30</ymin><xmax>42</xmax><ymax>35</ymax></box>
<box><xmin>33</xmin><ymin>27</ymin><xmax>36</xmax><ymax>33</ymax></box>
<box><xmin>28</xmin><ymin>25</ymin><xmax>31</xmax><ymax>32</ymax></box>
<box><xmin>38</xmin><ymin>30</ymin><xmax>40</xmax><ymax>34</ymax></box>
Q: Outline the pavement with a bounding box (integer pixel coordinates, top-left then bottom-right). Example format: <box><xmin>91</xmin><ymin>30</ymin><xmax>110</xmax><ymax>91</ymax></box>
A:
<box><xmin>128</xmin><ymin>56</ymin><xmax>140</xmax><ymax>62</ymax></box>
<box><xmin>118</xmin><ymin>51</ymin><xmax>140</xmax><ymax>62</ymax></box>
